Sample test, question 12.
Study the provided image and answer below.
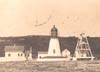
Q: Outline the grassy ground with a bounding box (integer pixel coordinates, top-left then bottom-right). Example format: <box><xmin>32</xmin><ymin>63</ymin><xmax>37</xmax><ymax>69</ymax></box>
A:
<box><xmin>0</xmin><ymin>60</ymin><xmax>100</xmax><ymax>72</ymax></box>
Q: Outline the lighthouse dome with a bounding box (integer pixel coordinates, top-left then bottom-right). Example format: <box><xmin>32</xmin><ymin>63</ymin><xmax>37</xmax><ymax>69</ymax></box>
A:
<box><xmin>51</xmin><ymin>25</ymin><xmax>58</xmax><ymax>37</ymax></box>
<box><xmin>51</xmin><ymin>25</ymin><xmax>58</xmax><ymax>31</ymax></box>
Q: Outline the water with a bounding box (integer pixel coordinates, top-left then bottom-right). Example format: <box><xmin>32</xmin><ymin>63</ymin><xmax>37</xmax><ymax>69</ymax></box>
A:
<box><xmin>0</xmin><ymin>60</ymin><xmax>99</xmax><ymax>72</ymax></box>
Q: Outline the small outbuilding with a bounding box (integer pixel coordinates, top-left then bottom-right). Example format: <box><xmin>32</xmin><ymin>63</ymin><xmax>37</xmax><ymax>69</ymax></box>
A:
<box><xmin>62</xmin><ymin>49</ymin><xmax>71</xmax><ymax>58</ymax></box>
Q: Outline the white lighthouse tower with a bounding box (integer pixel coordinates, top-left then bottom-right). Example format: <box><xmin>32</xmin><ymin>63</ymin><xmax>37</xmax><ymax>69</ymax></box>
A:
<box><xmin>37</xmin><ymin>25</ymin><xmax>71</xmax><ymax>61</ymax></box>
<box><xmin>48</xmin><ymin>25</ymin><xmax>61</xmax><ymax>56</ymax></box>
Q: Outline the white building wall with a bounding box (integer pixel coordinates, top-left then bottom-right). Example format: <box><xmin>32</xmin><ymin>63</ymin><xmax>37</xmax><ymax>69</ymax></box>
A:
<box><xmin>28</xmin><ymin>47</ymin><xmax>33</xmax><ymax>60</ymax></box>
<box><xmin>48</xmin><ymin>38</ymin><xmax>61</xmax><ymax>56</ymax></box>
<box><xmin>27</xmin><ymin>53</ymin><xmax>33</xmax><ymax>60</ymax></box>
<box><xmin>62</xmin><ymin>49</ymin><xmax>70</xmax><ymax>58</ymax></box>
<box><xmin>5</xmin><ymin>52</ymin><xmax>26</xmax><ymax>61</ymax></box>
<box><xmin>37</xmin><ymin>58</ymin><xmax>71</xmax><ymax>61</ymax></box>
<box><xmin>38</xmin><ymin>53</ymin><xmax>48</xmax><ymax>58</ymax></box>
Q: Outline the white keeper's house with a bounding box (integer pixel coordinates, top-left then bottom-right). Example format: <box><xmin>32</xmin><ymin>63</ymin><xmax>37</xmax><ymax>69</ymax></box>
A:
<box><xmin>0</xmin><ymin>44</ymin><xmax>32</xmax><ymax>62</ymax></box>
<box><xmin>4</xmin><ymin>45</ymin><xmax>26</xmax><ymax>61</ymax></box>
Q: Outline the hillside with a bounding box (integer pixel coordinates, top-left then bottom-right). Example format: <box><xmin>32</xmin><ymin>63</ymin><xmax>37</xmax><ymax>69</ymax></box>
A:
<box><xmin>0</xmin><ymin>35</ymin><xmax>100</xmax><ymax>59</ymax></box>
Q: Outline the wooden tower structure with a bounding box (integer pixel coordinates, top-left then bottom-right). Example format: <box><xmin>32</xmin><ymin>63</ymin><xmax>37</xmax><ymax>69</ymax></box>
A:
<box><xmin>74</xmin><ymin>33</ymin><xmax>94</xmax><ymax>60</ymax></box>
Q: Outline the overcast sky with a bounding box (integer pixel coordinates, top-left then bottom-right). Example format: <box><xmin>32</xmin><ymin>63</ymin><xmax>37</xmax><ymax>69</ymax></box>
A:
<box><xmin>0</xmin><ymin>0</ymin><xmax>100</xmax><ymax>37</ymax></box>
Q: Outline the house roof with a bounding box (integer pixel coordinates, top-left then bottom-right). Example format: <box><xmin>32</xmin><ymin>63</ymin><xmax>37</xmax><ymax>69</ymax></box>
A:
<box><xmin>4</xmin><ymin>45</ymin><xmax>24</xmax><ymax>52</ymax></box>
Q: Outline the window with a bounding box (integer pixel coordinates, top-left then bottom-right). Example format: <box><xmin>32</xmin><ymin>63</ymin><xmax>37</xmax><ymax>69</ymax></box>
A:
<box><xmin>28</xmin><ymin>54</ymin><xmax>29</xmax><ymax>57</ymax></box>
<box><xmin>39</xmin><ymin>56</ymin><xmax>41</xmax><ymax>59</ymax></box>
<box><xmin>18</xmin><ymin>53</ymin><xmax>23</xmax><ymax>56</ymax></box>
<box><xmin>53</xmin><ymin>49</ymin><xmax>55</xmax><ymax>54</ymax></box>
<box><xmin>18</xmin><ymin>54</ymin><xmax>20</xmax><ymax>56</ymax></box>
<box><xmin>21</xmin><ymin>54</ymin><xmax>23</xmax><ymax>56</ymax></box>
<box><xmin>8</xmin><ymin>54</ymin><xmax>11</xmax><ymax>57</ymax></box>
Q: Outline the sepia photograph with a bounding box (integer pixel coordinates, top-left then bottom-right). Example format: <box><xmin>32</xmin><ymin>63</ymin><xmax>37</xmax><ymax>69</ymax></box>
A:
<box><xmin>0</xmin><ymin>0</ymin><xmax>100</xmax><ymax>72</ymax></box>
